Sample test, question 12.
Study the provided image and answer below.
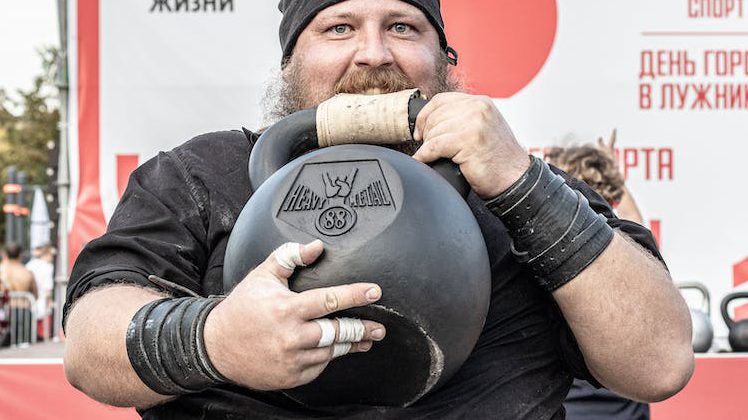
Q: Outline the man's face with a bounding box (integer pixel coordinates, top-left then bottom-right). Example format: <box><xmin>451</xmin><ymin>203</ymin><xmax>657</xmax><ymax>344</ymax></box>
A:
<box><xmin>274</xmin><ymin>0</ymin><xmax>454</xmax><ymax>114</ymax></box>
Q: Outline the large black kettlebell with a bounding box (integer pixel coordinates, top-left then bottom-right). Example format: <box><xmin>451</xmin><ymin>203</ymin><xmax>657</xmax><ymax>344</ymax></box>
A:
<box><xmin>676</xmin><ymin>282</ymin><xmax>713</xmax><ymax>353</ymax></box>
<box><xmin>223</xmin><ymin>91</ymin><xmax>491</xmax><ymax>407</ymax></box>
<box><xmin>721</xmin><ymin>292</ymin><xmax>748</xmax><ymax>352</ymax></box>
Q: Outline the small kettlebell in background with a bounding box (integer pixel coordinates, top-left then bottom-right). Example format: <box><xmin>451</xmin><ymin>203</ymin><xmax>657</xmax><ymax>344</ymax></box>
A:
<box><xmin>720</xmin><ymin>291</ymin><xmax>748</xmax><ymax>352</ymax></box>
<box><xmin>677</xmin><ymin>282</ymin><xmax>713</xmax><ymax>353</ymax></box>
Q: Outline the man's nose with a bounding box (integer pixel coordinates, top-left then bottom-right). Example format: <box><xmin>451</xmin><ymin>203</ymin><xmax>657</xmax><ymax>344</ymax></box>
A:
<box><xmin>353</xmin><ymin>28</ymin><xmax>394</xmax><ymax>67</ymax></box>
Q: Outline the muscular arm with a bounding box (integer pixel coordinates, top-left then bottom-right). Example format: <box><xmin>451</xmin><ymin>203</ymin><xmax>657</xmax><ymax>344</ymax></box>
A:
<box><xmin>553</xmin><ymin>232</ymin><xmax>692</xmax><ymax>401</ymax></box>
<box><xmin>64</xmin><ymin>242</ymin><xmax>385</xmax><ymax>408</ymax></box>
<box><xmin>64</xmin><ymin>285</ymin><xmax>172</xmax><ymax>408</ymax></box>
<box><xmin>413</xmin><ymin>92</ymin><xmax>693</xmax><ymax>402</ymax></box>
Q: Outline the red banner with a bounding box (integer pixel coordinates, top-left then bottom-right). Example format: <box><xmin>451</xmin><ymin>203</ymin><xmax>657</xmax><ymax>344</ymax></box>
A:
<box><xmin>0</xmin><ymin>361</ymin><xmax>137</xmax><ymax>420</ymax></box>
<box><xmin>1</xmin><ymin>357</ymin><xmax>746</xmax><ymax>419</ymax></box>
<box><xmin>69</xmin><ymin>0</ymin><xmax>107</xmax><ymax>270</ymax></box>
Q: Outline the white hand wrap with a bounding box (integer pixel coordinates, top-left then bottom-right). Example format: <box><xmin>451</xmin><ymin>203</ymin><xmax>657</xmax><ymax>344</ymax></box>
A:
<box><xmin>331</xmin><ymin>318</ymin><xmax>363</xmax><ymax>358</ymax></box>
<box><xmin>333</xmin><ymin>343</ymin><xmax>352</xmax><ymax>359</ymax></box>
<box><xmin>274</xmin><ymin>242</ymin><xmax>304</xmax><ymax>271</ymax></box>
<box><xmin>336</xmin><ymin>317</ymin><xmax>365</xmax><ymax>343</ymax></box>
<box><xmin>314</xmin><ymin>317</ymin><xmax>365</xmax><ymax>349</ymax></box>
<box><xmin>315</xmin><ymin>318</ymin><xmax>336</xmax><ymax>348</ymax></box>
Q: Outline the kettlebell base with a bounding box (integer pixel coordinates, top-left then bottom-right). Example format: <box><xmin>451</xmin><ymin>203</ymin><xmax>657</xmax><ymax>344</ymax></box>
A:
<box><xmin>283</xmin><ymin>304</ymin><xmax>444</xmax><ymax>408</ymax></box>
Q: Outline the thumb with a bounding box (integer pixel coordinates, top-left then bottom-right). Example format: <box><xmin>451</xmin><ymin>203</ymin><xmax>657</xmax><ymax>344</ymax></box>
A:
<box><xmin>257</xmin><ymin>240</ymin><xmax>325</xmax><ymax>287</ymax></box>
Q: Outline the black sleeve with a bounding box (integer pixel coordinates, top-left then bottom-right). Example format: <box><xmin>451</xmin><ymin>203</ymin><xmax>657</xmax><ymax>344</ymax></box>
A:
<box><xmin>62</xmin><ymin>149</ymin><xmax>209</xmax><ymax>329</ymax></box>
<box><xmin>548</xmin><ymin>165</ymin><xmax>666</xmax><ymax>386</ymax></box>
<box><xmin>550</xmin><ymin>165</ymin><xmax>664</xmax><ymax>262</ymax></box>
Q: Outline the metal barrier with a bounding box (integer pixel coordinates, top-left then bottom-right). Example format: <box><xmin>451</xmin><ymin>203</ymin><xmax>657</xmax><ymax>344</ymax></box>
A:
<box><xmin>8</xmin><ymin>292</ymin><xmax>37</xmax><ymax>347</ymax></box>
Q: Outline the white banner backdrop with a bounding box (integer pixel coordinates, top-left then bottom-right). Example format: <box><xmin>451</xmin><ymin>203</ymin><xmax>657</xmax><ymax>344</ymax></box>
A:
<box><xmin>68</xmin><ymin>0</ymin><xmax>748</xmax><ymax>342</ymax></box>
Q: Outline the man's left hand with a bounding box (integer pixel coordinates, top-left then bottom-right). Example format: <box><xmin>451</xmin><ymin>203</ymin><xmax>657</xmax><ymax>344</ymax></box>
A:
<box><xmin>412</xmin><ymin>92</ymin><xmax>530</xmax><ymax>199</ymax></box>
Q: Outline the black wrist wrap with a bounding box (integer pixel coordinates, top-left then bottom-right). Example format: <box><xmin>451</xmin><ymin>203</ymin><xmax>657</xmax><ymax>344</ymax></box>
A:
<box><xmin>486</xmin><ymin>156</ymin><xmax>614</xmax><ymax>291</ymax></box>
<box><xmin>126</xmin><ymin>297</ymin><xmax>227</xmax><ymax>395</ymax></box>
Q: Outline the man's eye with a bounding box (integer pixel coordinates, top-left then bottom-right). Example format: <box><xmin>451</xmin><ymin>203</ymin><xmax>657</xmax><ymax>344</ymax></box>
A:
<box><xmin>330</xmin><ymin>24</ymin><xmax>351</xmax><ymax>34</ymax></box>
<box><xmin>391</xmin><ymin>23</ymin><xmax>412</xmax><ymax>33</ymax></box>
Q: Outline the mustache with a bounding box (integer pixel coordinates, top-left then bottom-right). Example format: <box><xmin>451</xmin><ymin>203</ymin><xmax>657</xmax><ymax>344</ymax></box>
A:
<box><xmin>334</xmin><ymin>67</ymin><xmax>416</xmax><ymax>95</ymax></box>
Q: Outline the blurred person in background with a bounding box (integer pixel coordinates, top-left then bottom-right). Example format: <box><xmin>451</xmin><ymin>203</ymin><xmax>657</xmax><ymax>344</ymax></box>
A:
<box><xmin>546</xmin><ymin>131</ymin><xmax>650</xmax><ymax>420</ymax></box>
<box><xmin>26</xmin><ymin>244</ymin><xmax>55</xmax><ymax>339</ymax></box>
<box><xmin>0</xmin><ymin>284</ymin><xmax>8</xmax><ymax>346</ymax></box>
<box><xmin>546</xmin><ymin>130</ymin><xmax>644</xmax><ymax>225</ymax></box>
<box><xmin>1</xmin><ymin>243</ymin><xmax>38</xmax><ymax>345</ymax></box>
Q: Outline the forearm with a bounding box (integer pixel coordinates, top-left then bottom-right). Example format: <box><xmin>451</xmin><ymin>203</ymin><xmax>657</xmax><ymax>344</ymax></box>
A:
<box><xmin>63</xmin><ymin>285</ymin><xmax>174</xmax><ymax>408</ymax></box>
<box><xmin>552</xmin><ymin>232</ymin><xmax>693</xmax><ymax>401</ymax></box>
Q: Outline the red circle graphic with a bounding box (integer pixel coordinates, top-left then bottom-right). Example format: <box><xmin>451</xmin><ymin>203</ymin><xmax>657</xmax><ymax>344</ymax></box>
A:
<box><xmin>442</xmin><ymin>0</ymin><xmax>558</xmax><ymax>98</ymax></box>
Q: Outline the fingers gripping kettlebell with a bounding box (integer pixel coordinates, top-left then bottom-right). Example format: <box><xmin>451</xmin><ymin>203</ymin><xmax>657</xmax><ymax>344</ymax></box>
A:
<box><xmin>224</xmin><ymin>90</ymin><xmax>491</xmax><ymax>407</ymax></box>
<box><xmin>721</xmin><ymin>292</ymin><xmax>748</xmax><ymax>352</ymax></box>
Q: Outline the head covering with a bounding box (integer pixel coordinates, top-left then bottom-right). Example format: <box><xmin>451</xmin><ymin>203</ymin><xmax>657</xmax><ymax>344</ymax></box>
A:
<box><xmin>277</xmin><ymin>0</ymin><xmax>457</xmax><ymax>66</ymax></box>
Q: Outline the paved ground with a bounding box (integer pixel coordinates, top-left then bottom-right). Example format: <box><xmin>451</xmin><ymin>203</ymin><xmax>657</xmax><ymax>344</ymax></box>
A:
<box><xmin>0</xmin><ymin>340</ymin><xmax>64</xmax><ymax>359</ymax></box>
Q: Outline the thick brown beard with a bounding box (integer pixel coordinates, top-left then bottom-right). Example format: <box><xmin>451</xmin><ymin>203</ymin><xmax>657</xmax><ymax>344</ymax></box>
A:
<box><xmin>262</xmin><ymin>53</ymin><xmax>461</xmax><ymax>155</ymax></box>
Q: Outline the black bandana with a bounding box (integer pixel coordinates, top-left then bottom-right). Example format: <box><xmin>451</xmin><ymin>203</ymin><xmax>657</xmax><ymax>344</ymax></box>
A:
<box><xmin>277</xmin><ymin>0</ymin><xmax>457</xmax><ymax>66</ymax></box>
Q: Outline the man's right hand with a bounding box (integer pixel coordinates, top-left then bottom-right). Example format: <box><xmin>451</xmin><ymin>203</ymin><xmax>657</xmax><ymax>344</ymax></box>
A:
<box><xmin>203</xmin><ymin>240</ymin><xmax>386</xmax><ymax>391</ymax></box>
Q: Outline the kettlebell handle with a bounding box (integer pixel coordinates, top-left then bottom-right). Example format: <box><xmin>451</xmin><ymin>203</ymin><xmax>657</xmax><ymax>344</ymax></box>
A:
<box><xmin>720</xmin><ymin>291</ymin><xmax>748</xmax><ymax>329</ymax></box>
<box><xmin>676</xmin><ymin>281</ymin><xmax>711</xmax><ymax>316</ymax></box>
<box><xmin>249</xmin><ymin>91</ymin><xmax>468</xmax><ymax>197</ymax></box>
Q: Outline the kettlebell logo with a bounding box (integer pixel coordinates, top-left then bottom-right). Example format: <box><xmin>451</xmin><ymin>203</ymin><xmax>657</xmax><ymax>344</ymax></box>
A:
<box><xmin>316</xmin><ymin>169</ymin><xmax>358</xmax><ymax>236</ymax></box>
<box><xmin>316</xmin><ymin>206</ymin><xmax>356</xmax><ymax>236</ymax></box>
<box><xmin>277</xmin><ymin>161</ymin><xmax>396</xmax><ymax>238</ymax></box>
<box><xmin>322</xmin><ymin>169</ymin><xmax>357</xmax><ymax>199</ymax></box>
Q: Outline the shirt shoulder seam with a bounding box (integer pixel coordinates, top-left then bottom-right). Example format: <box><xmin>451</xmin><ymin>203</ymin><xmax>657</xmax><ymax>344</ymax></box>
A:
<box><xmin>165</xmin><ymin>148</ymin><xmax>210</xmax><ymax>231</ymax></box>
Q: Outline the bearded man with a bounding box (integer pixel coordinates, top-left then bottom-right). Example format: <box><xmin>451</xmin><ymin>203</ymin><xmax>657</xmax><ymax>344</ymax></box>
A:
<box><xmin>62</xmin><ymin>1</ymin><xmax>694</xmax><ymax>418</ymax></box>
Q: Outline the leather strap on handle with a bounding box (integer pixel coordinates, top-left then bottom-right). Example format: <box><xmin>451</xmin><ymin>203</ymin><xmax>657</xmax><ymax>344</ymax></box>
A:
<box><xmin>249</xmin><ymin>89</ymin><xmax>434</xmax><ymax>193</ymax></box>
<box><xmin>317</xmin><ymin>89</ymin><xmax>422</xmax><ymax>147</ymax></box>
